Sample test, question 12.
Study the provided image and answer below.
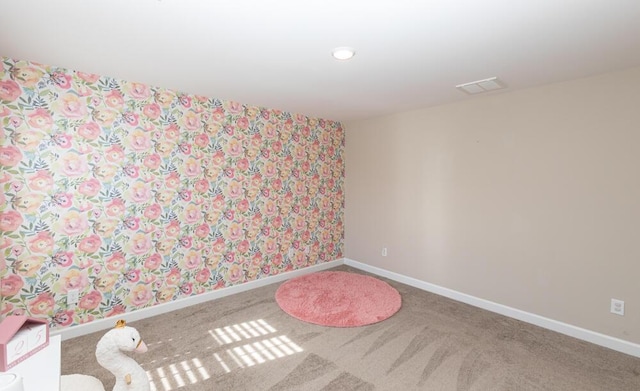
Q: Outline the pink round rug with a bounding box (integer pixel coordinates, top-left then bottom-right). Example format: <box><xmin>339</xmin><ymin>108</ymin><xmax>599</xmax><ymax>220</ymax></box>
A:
<box><xmin>275</xmin><ymin>271</ymin><xmax>402</xmax><ymax>327</ymax></box>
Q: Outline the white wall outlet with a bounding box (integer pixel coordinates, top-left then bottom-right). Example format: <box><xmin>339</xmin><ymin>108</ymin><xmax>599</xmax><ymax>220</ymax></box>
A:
<box><xmin>381</xmin><ymin>247</ymin><xmax>388</xmax><ymax>257</ymax></box>
<box><xmin>610</xmin><ymin>298</ymin><xmax>625</xmax><ymax>316</ymax></box>
<box><xmin>67</xmin><ymin>289</ymin><xmax>79</xmax><ymax>305</ymax></box>
<box><xmin>304</xmin><ymin>246</ymin><xmax>310</xmax><ymax>255</ymax></box>
<box><xmin>288</xmin><ymin>248</ymin><xmax>295</xmax><ymax>258</ymax></box>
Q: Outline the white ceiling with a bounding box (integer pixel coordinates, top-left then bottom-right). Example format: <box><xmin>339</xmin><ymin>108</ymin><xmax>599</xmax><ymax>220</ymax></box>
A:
<box><xmin>2</xmin><ymin>0</ymin><xmax>640</xmax><ymax>122</ymax></box>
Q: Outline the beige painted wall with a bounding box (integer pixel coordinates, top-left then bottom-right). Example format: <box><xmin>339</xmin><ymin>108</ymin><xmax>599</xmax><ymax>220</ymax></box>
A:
<box><xmin>344</xmin><ymin>66</ymin><xmax>640</xmax><ymax>344</ymax></box>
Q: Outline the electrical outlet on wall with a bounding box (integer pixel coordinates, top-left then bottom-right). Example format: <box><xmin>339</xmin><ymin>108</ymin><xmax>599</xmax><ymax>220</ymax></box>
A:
<box><xmin>67</xmin><ymin>289</ymin><xmax>79</xmax><ymax>305</ymax></box>
<box><xmin>610</xmin><ymin>298</ymin><xmax>625</xmax><ymax>316</ymax></box>
<box><xmin>381</xmin><ymin>247</ymin><xmax>388</xmax><ymax>257</ymax></box>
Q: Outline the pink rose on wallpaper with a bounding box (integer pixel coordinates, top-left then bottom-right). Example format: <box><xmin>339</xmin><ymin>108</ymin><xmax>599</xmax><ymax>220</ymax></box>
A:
<box><xmin>180</xmin><ymin>282</ymin><xmax>193</xmax><ymax>295</ymax></box>
<box><xmin>164</xmin><ymin>172</ymin><xmax>180</xmax><ymax>188</ymax></box>
<box><xmin>123</xmin><ymin>216</ymin><xmax>140</xmax><ymax>230</ymax></box>
<box><xmin>143</xmin><ymin>204</ymin><xmax>162</xmax><ymax>220</ymax></box>
<box><xmin>226</xmin><ymin>264</ymin><xmax>243</xmax><ymax>283</ymax></box>
<box><xmin>125</xmin><ymin>269</ymin><xmax>141</xmax><ymax>283</ymax></box>
<box><xmin>154</xmin><ymin>90</ymin><xmax>175</xmax><ymax>108</ymax></box>
<box><xmin>52</xmin><ymin>192</ymin><xmax>73</xmax><ymax>208</ymax></box>
<box><xmin>237</xmin><ymin>240</ymin><xmax>250</xmax><ymax>254</ymax></box>
<box><xmin>27</xmin><ymin>231</ymin><xmax>55</xmax><ymax>254</ymax></box>
<box><xmin>183</xmin><ymin>204</ymin><xmax>201</xmax><ymax>224</ymax></box>
<box><xmin>224</xmin><ymin>209</ymin><xmax>235</xmax><ymax>221</ymax></box>
<box><xmin>51</xmin><ymin>71</ymin><xmax>72</xmax><ymax>89</ymax></box>
<box><xmin>128</xmin><ymin>233</ymin><xmax>152</xmax><ymax>255</ymax></box>
<box><xmin>272</xmin><ymin>215</ymin><xmax>283</xmax><ymax>229</ymax></box>
<box><xmin>58</xmin><ymin>152</ymin><xmax>89</xmax><ymax>177</ymax></box>
<box><xmin>164</xmin><ymin>123</ymin><xmax>180</xmax><ymax>140</ymax></box>
<box><xmin>180</xmin><ymin>111</ymin><xmax>201</xmax><ymax>131</ymax></box>
<box><xmin>105</xmin><ymin>144</ymin><xmax>125</xmax><ymax>163</ymax></box>
<box><xmin>0</xmin><ymin>79</ymin><xmax>21</xmax><ymax>101</ymax></box>
<box><xmin>28</xmin><ymin>170</ymin><xmax>53</xmax><ymax>192</ymax></box>
<box><xmin>78</xmin><ymin>178</ymin><xmax>101</xmax><ymax>197</ymax></box>
<box><xmin>142</xmin><ymin>103</ymin><xmax>161</xmax><ymax>119</ymax></box>
<box><xmin>107</xmin><ymin>305</ymin><xmax>126</xmax><ymax>318</ymax></box>
<box><xmin>194</xmin><ymin>134</ymin><xmax>209</xmax><ymax>148</ymax></box>
<box><xmin>165</xmin><ymin>220</ymin><xmax>180</xmax><ymax>237</ymax></box>
<box><xmin>127</xmin><ymin>82</ymin><xmax>151</xmax><ymax>100</ymax></box>
<box><xmin>93</xmin><ymin>163</ymin><xmax>119</xmax><ymax>182</ymax></box>
<box><xmin>9</xmin><ymin>115</ymin><xmax>23</xmax><ymax>127</ymax></box>
<box><xmin>78</xmin><ymin>290</ymin><xmax>102</xmax><ymax>311</ymax></box>
<box><xmin>129</xmin><ymin>181</ymin><xmax>152</xmax><ymax>203</ymax></box>
<box><xmin>104</xmin><ymin>89</ymin><xmax>125</xmax><ymax>109</ymax></box>
<box><xmin>225</xmin><ymin>100</ymin><xmax>243</xmax><ymax>114</ymax></box>
<box><xmin>123</xmin><ymin>164</ymin><xmax>140</xmax><ymax>178</ymax></box>
<box><xmin>156</xmin><ymin>287</ymin><xmax>176</xmax><ymax>303</ymax></box>
<box><xmin>123</xmin><ymin>112</ymin><xmax>139</xmax><ymax>127</ymax></box>
<box><xmin>11</xmin><ymin>65</ymin><xmax>43</xmax><ymax>87</ymax></box>
<box><xmin>182</xmin><ymin>158</ymin><xmax>201</xmax><ymax>177</ymax></box>
<box><xmin>14</xmin><ymin>256</ymin><xmax>45</xmax><ymax>277</ymax></box>
<box><xmin>264</xmin><ymin>200</ymin><xmax>277</xmax><ymax>216</ymax></box>
<box><xmin>57</xmin><ymin>93</ymin><xmax>87</xmax><ymax>118</ymax></box>
<box><xmin>59</xmin><ymin>211</ymin><xmax>88</xmax><ymax>236</ymax></box>
<box><xmin>106</xmin><ymin>198</ymin><xmax>125</xmax><ymax>217</ymax></box>
<box><xmin>94</xmin><ymin>273</ymin><xmax>118</xmax><ymax>293</ymax></box>
<box><xmin>52</xmin><ymin>133</ymin><xmax>73</xmax><ymax>148</ymax></box>
<box><xmin>143</xmin><ymin>254</ymin><xmax>162</xmax><ymax>270</ymax></box>
<box><xmin>237</xmin><ymin>117</ymin><xmax>249</xmax><ymax>130</ymax></box>
<box><xmin>236</xmin><ymin>158</ymin><xmax>249</xmax><ymax>172</ymax></box>
<box><xmin>178</xmin><ymin>94</ymin><xmax>191</xmax><ymax>108</ymax></box>
<box><xmin>195</xmin><ymin>268</ymin><xmax>210</xmax><ymax>283</ymax></box>
<box><xmin>52</xmin><ymin>251</ymin><xmax>74</xmax><ymax>267</ymax></box>
<box><xmin>92</xmin><ymin>108</ymin><xmax>118</xmax><ymax>126</ymax></box>
<box><xmin>225</xmin><ymin>139</ymin><xmax>242</xmax><ymax>157</ymax></box>
<box><xmin>237</xmin><ymin>199</ymin><xmax>249</xmax><ymax>213</ymax></box>
<box><xmin>29</xmin><ymin>292</ymin><xmax>55</xmax><ymax>315</ymax></box>
<box><xmin>105</xmin><ymin>252</ymin><xmax>126</xmax><ymax>272</ymax></box>
<box><xmin>178</xmin><ymin>190</ymin><xmax>192</xmax><ymax>202</ymax></box>
<box><xmin>210</xmin><ymin>150</ymin><xmax>225</xmax><ymax>167</ymax></box>
<box><xmin>194</xmin><ymin>179</ymin><xmax>209</xmax><ymax>193</ymax></box>
<box><xmin>77</xmin><ymin>122</ymin><xmax>101</xmax><ymax>140</ymax></box>
<box><xmin>262</xmin><ymin>161</ymin><xmax>278</xmax><ymax>178</ymax></box>
<box><xmin>60</xmin><ymin>269</ymin><xmax>89</xmax><ymax>292</ymax></box>
<box><xmin>194</xmin><ymin>223</ymin><xmax>210</xmax><ymax>239</ymax></box>
<box><xmin>0</xmin><ymin>145</ymin><xmax>23</xmax><ymax>167</ymax></box>
<box><xmin>78</xmin><ymin>234</ymin><xmax>101</xmax><ymax>253</ymax></box>
<box><xmin>127</xmin><ymin>284</ymin><xmax>152</xmax><ymax>306</ymax></box>
<box><xmin>0</xmin><ymin>210</ymin><xmax>23</xmax><ymax>232</ymax></box>
<box><xmin>27</xmin><ymin>108</ymin><xmax>54</xmax><ymax>130</ymax></box>
<box><xmin>53</xmin><ymin>310</ymin><xmax>75</xmax><ymax>326</ymax></box>
<box><xmin>227</xmin><ymin>223</ymin><xmax>243</xmax><ymax>241</ymax></box>
<box><xmin>76</xmin><ymin>71</ymin><xmax>100</xmax><ymax>83</ymax></box>
<box><xmin>165</xmin><ymin>268</ymin><xmax>181</xmax><ymax>286</ymax></box>
<box><xmin>181</xmin><ymin>250</ymin><xmax>201</xmax><ymax>269</ymax></box>
<box><xmin>226</xmin><ymin>180</ymin><xmax>243</xmax><ymax>199</ymax></box>
<box><xmin>143</xmin><ymin>153</ymin><xmax>162</xmax><ymax>170</ymax></box>
<box><xmin>127</xmin><ymin>129</ymin><xmax>151</xmax><ymax>151</ymax></box>
<box><xmin>1</xmin><ymin>274</ymin><xmax>24</xmax><ymax>296</ymax></box>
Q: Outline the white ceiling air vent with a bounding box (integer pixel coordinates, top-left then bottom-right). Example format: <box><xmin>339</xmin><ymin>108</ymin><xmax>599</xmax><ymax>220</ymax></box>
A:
<box><xmin>456</xmin><ymin>77</ymin><xmax>506</xmax><ymax>95</ymax></box>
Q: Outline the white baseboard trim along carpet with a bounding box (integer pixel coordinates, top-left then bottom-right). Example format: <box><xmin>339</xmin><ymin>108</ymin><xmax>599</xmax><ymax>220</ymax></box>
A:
<box><xmin>52</xmin><ymin>259</ymin><xmax>343</xmax><ymax>341</ymax></box>
<box><xmin>55</xmin><ymin>257</ymin><xmax>640</xmax><ymax>358</ymax></box>
<box><xmin>344</xmin><ymin>258</ymin><xmax>640</xmax><ymax>359</ymax></box>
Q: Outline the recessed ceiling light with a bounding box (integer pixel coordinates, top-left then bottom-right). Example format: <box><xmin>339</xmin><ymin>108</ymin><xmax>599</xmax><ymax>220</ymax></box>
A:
<box><xmin>332</xmin><ymin>47</ymin><xmax>356</xmax><ymax>61</ymax></box>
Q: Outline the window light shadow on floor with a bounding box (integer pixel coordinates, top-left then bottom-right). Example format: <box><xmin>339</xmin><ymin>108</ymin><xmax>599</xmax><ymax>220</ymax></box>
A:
<box><xmin>143</xmin><ymin>319</ymin><xmax>304</xmax><ymax>391</ymax></box>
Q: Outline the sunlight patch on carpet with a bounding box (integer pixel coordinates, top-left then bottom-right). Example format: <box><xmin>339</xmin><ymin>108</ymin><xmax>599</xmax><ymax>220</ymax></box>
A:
<box><xmin>144</xmin><ymin>319</ymin><xmax>303</xmax><ymax>390</ymax></box>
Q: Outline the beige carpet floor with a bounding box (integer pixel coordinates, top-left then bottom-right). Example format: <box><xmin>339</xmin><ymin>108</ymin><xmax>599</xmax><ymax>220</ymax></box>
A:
<box><xmin>61</xmin><ymin>265</ymin><xmax>640</xmax><ymax>390</ymax></box>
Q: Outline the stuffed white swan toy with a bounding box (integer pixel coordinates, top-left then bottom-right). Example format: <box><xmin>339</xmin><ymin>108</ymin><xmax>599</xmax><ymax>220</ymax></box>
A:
<box><xmin>61</xmin><ymin>320</ymin><xmax>150</xmax><ymax>391</ymax></box>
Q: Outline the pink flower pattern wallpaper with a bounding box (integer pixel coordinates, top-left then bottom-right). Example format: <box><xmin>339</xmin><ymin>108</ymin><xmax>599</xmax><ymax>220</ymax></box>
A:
<box><xmin>0</xmin><ymin>58</ymin><xmax>344</xmax><ymax>329</ymax></box>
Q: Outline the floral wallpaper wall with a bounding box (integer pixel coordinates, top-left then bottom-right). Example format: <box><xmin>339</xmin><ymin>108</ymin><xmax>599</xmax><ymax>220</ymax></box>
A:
<box><xmin>0</xmin><ymin>58</ymin><xmax>344</xmax><ymax>329</ymax></box>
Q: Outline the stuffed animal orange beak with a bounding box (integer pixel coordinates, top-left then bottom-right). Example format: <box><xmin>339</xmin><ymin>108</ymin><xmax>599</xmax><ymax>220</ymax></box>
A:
<box><xmin>135</xmin><ymin>339</ymin><xmax>148</xmax><ymax>353</ymax></box>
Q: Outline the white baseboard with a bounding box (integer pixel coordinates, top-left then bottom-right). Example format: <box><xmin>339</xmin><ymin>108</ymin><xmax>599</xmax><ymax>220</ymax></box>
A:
<box><xmin>54</xmin><ymin>259</ymin><xmax>343</xmax><ymax>341</ymax></box>
<box><xmin>344</xmin><ymin>258</ymin><xmax>640</xmax><ymax>358</ymax></box>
